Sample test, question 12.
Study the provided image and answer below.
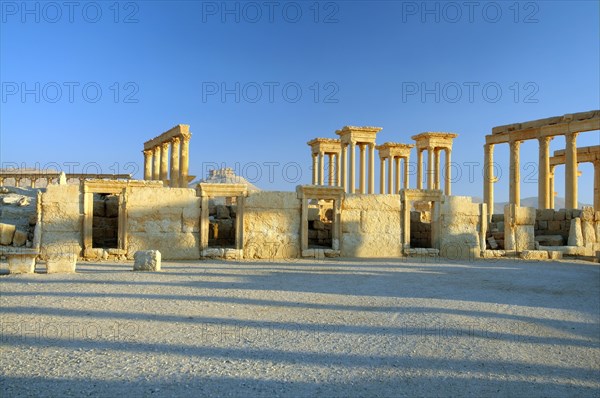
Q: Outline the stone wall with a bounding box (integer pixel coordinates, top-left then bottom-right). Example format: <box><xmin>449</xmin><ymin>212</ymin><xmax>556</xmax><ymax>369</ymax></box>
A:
<box><xmin>533</xmin><ymin>208</ymin><xmax>579</xmax><ymax>245</ymax></box>
<box><xmin>341</xmin><ymin>194</ymin><xmax>402</xmax><ymax>257</ymax></box>
<box><xmin>505</xmin><ymin>205</ymin><xmax>536</xmax><ymax>252</ymax></box>
<box><xmin>436</xmin><ymin>196</ymin><xmax>482</xmax><ymax>260</ymax></box>
<box><xmin>126</xmin><ymin>187</ymin><xmax>200</xmax><ymax>260</ymax></box>
<box><xmin>243</xmin><ymin>191</ymin><xmax>301</xmax><ymax>259</ymax></box>
<box><xmin>40</xmin><ymin>184</ymin><xmax>83</xmax><ymax>259</ymax></box>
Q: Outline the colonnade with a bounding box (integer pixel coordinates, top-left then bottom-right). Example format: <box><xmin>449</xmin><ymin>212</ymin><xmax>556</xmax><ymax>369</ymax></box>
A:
<box><xmin>376</xmin><ymin>143</ymin><xmax>414</xmax><ymax>194</ymax></box>
<box><xmin>411</xmin><ymin>133</ymin><xmax>456</xmax><ymax>195</ymax></box>
<box><xmin>143</xmin><ymin>124</ymin><xmax>191</xmax><ymax>188</ymax></box>
<box><xmin>336</xmin><ymin>126</ymin><xmax>382</xmax><ymax>194</ymax></box>
<box><xmin>307</xmin><ymin>138</ymin><xmax>342</xmax><ymax>186</ymax></box>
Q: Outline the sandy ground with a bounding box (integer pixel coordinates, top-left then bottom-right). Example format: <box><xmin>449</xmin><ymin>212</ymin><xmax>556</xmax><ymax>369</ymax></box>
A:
<box><xmin>0</xmin><ymin>257</ymin><xmax>599</xmax><ymax>397</ymax></box>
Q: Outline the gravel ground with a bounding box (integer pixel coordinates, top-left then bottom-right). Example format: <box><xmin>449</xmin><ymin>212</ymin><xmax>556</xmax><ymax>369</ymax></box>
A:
<box><xmin>1</xmin><ymin>257</ymin><xmax>599</xmax><ymax>397</ymax></box>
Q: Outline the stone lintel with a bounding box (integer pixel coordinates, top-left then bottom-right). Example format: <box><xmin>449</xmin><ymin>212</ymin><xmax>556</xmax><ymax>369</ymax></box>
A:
<box><xmin>335</xmin><ymin>126</ymin><xmax>383</xmax><ymax>145</ymax></box>
<box><xmin>197</xmin><ymin>183</ymin><xmax>248</xmax><ymax>198</ymax></box>
<box><xmin>411</xmin><ymin>132</ymin><xmax>457</xmax><ymax>151</ymax></box>
<box><xmin>296</xmin><ymin>185</ymin><xmax>345</xmax><ymax>200</ymax></box>
<box><xmin>143</xmin><ymin>124</ymin><xmax>191</xmax><ymax>150</ymax></box>
<box><xmin>84</xmin><ymin>179</ymin><xmax>164</xmax><ymax>193</ymax></box>
<box><xmin>376</xmin><ymin>142</ymin><xmax>415</xmax><ymax>158</ymax></box>
<box><xmin>399</xmin><ymin>189</ymin><xmax>443</xmax><ymax>202</ymax></box>
<box><xmin>307</xmin><ymin>138</ymin><xmax>342</xmax><ymax>154</ymax></box>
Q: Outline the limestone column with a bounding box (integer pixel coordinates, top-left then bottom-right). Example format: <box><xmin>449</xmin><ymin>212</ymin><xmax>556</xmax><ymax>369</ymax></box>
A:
<box><xmin>311</xmin><ymin>153</ymin><xmax>318</xmax><ymax>184</ymax></box>
<box><xmin>427</xmin><ymin>147</ymin><xmax>434</xmax><ymax>190</ymax></box>
<box><xmin>336</xmin><ymin>153</ymin><xmax>341</xmax><ymax>186</ymax></box>
<box><xmin>434</xmin><ymin>149</ymin><xmax>441</xmax><ymax>190</ymax></box>
<box><xmin>170</xmin><ymin>137</ymin><xmax>181</xmax><ymax>188</ymax></box>
<box><xmin>445</xmin><ymin>148</ymin><xmax>452</xmax><ymax>195</ymax></box>
<box><xmin>395</xmin><ymin>156</ymin><xmax>401</xmax><ymax>194</ymax></box>
<box><xmin>549</xmin><ymin>165</ymin><xmax>556</xmax><ymax>209</ymax></box>
<box><xmin>417</xmin><ymin>149</ymin><xmax>423</xmax><ymax>189</ymax></box>
<box><xmin>160</xmin><ymin>142</ymin><xmax>169</xmax><ymax>184</ymax></box>
<box><xmin>387</xmin><ymin>156</ymin><xmax>394</xmax><ymax>194</ymax></box>
<box><xmin>341</xmin><ymin>144</ymin><xmax>347</xmax><ymax>192</ymax></box>
<box><xmin>368</xmin><ymin>143</ymin><xmax>375</xmax><ymax>194</ymax></box>
<box><xmin>349</xmin><ymin>142</ymin><xmax>356</xmax><ymax>193</ymax></box>
<box><xmin>379</xmin><ymin>156</ymin><xmax>385</xmax><ymax>194</ymax></box>
<box><xmin>509</xmin><ymin>140</ymin><xmax>521</xmax><ymax>206</ymax></box>
<box><xmin>359</xmin><ymin>144</ymin><xmax>366</xmax><ymax>194</ymax></box>
<box><xmin>143</xmin><ymin>150</ymin><xmax>153</xmax><ymax>180</ymax></box>
<box><xmin>594</xmin><ymin>160</ymin><xmax>600</xmax><ymax>211</ymax></box>
<box><xmin>538</xmin><ymin>136</ymin><xmax>551</xmax><ymax>209</ymax></box>
<box><xmin>484</xmin><ymin>143</ymin><xmax>494</xmax><ymax>216</ymax></box>
<box><xmin>15</xmin><ymin>178</ymin><xmax>21</xmax><ymax>188</ymax></box>
<box><xmin>328</xmin><ymin>153</ymin><xmax>334</xmax><ymax>186</ymax></box>
<box><xmin>152</xmin><ymin>146</ymin><xmax>160</xmax><ymax>180</ymax></box>
<box><xmin>318</xmin><ymin>151</ymin><xmax>325</xmax><ymax>185</ymax></box>
<box><xmin>180</xmin><ymin>134</ymin><xmax>190</xmax><ymax>188</ymax></box>
<box><xmin>403</xmin><ymin>157</ymin><xmax>409</xmax><ymax>189</ymax></box>
<box><xmin>565</xmin><ymin>132</ymin><xmax>578</xmax><ymax>209</ymax></box>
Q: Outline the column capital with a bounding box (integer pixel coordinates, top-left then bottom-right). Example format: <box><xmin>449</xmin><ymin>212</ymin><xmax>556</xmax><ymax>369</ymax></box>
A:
<box><xmin>172</xmin><ymin>136</ymin><xmax>181</xmax><ymax>144</ymax></box>
<box><xmin>160</xmin><ymin>141</ymin><xmax>170</xmax><ymax>150</ymax></box>
<box><xmin>143</xmin><ymin>149</ymin><xmax>153</xmax><ymax>156</ymax></box>
<box><xmin>180</xmin><ymin>132</ymin><xmax>192</xmax><ymax>141</ymax></box>
<box><xmin>538</xmin><ymin>135</ymin><xmax>552</xmax><ymax>145</ymax></box>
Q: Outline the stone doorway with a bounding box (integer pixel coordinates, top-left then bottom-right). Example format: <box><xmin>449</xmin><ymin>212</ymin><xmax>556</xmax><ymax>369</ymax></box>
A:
<box><xmin>208</xmin><ymin>197</ymin><xmax>237</xmax><ymax>249</ymax></box>
<box><xmin>92</xmin><ymin>193</ymin><xmax>119</xmax><ymax>249</ymax></box>
<box><xmin>307</xmin><ymin>199</ymin><xmax>334</xmax><ymax>249</ymax></box>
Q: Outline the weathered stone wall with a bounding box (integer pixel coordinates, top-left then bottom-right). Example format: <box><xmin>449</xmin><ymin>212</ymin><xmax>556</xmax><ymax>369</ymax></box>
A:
<box><xmin>437</xmin><ymin>196</ymin><xmax>482</xmax><ymax>260</ymax></box>
<box><xmin>40</xmin><ymin>184</ymin><xmax>83</xmax><ymax>259</ymax></box>
<box><xmin>126</xmin><ymin>187</ymin><xmax>200</xmax><ymax>260</ymax></box>
<box><xmin>341</xmin><ymin>194</ymin><xmax>402</xmax><ymax>258</ymax></box>
<box><xmin>505</xmin><ymin>205</ymin><xmax>536</xmax><ymax>252</ymax></box>
<box><xmin>243</xmin><ymin>191</ymin><xmax>301</xmax><ymax>259</ymax></box>
<box><xmin>534</xmin><ymin>209</ymin><xmax>578</xmax><ymax>244</ymax></box>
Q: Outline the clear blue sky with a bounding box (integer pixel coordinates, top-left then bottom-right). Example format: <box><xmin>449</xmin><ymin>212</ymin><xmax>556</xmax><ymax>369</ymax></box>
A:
<box><xmin>1</xmin><ymin>1</ymin><xmax>599</xmax><ymax>204</ymax></box>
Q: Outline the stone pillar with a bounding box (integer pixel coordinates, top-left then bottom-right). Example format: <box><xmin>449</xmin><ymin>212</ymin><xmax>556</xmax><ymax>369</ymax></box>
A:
<box><xmin>387</xmin><ymin>156</ymin><xmax>394</xmax><ymax>194</ymax></box>
<box><xmin>180</xmin><ymin>135</ymin><xmax>190</xmax><ymax>188</ymax></box>
<box><xmin>394</xmin><ymin>156</ymin><xmax>401</xmax><ymax>194</ymax></box>
<box><xmin>160</xmin><ymin>142</ymin><xmax>169</xmax><ymax>184</ymax></box>
<box><xmin>336</xmin><ymin>153</ymin><xmax>341</xmax><ymax>186</ymax></box>
<box><xmin>341</xmin><ymin>144</ymin><xmax>347</xmax><ymax>192</ymax></box>
<box><xmin>379</xmin><ymin>157</ymin><xmax>385</xmax><ymax>194</ymax></box>
<box><xmin>318</xmin><ymin>151</ymin><xmax>325</xmax><ymax>185</ymax></box>
<box><xmin>427</xmin><ymin>147</ymin><xmax>434</xmax><ymax>190</ymax></box>
<box><xmin>565</xmin><ymin>132</ymin><xmax>578</xmax><ymax>209</ymax></box>
<box><xmin>594</xmin><ymin>160</ymin><xmax>600</xmax><ymax>211</ymax></box>
<box><xmin>403</xmin><ymin>157</ymin><xmax>409</xmax><ymax>189</ymax></box>
<box><xmin>484</xmin><ymin>143</ymin><xmax>494</xmax><ymax>217</ymax></box>
<box><xmin>328</xmin><ymin>153</ymin><xmax>334</xmax><ymax>186</ymax></box>
<box><xmin>30</xmin><ymin>178</ymin><xmax>36</xmax><ymax>189</ymax></box>
<box><xmin>549</xmin><ymin>165</ymin><xmax>556</xmax><ymax>209</ymax></box>
<box><xmin>434</xmin><ymin>148</ymin><xmax>441</xmax><ymax>190</ymax></box>
<box><xmin>311</xmin><ymin>153</ymin><xmax>318</xmax><ymax>184</ymax></box>
<box><xmin>170</xmin><ymin>137</ymin><xmax>181</xmax><ymax>188</ymax></box>
<box><xmin>368</xmin><ymin>143</ymin><xmax>375</xmax><ymax>194</ymax></box>
<box><xmin>417</xmin><ymin>149</ymin><xmax>423</xmax><ymax>189</ymax></box>
<box><xmin>509</xmin><ymin>140</ymin><xmax>521</xmax><ymax>206</ymax></box>
<box><xmin>538</xmin><ymin>136</ymin><xmax>551</xmax><ymax>209</ymax></box>
<box><xmin>349</xmin><ymin>142</ymin><xmax>356</xmax><ymax>193</ymax></box>
<box><xmin>445</xmin><ymin>148</ymin><xmax>452</xmax><ymax>196</ymax></box>
<box><xmin>152</xmin><ymin>146</ymin><xmax>160</xmax><ymax>180</ymax></box>
<box><xmin>359</xmin><ymin>144</ymin><xmax>366</xmax><ymax>194</ymax></box>
<box><xmin>143</xmin><ymin>150</ymin><xmax>153</xmax><ymax>180</ymax></box>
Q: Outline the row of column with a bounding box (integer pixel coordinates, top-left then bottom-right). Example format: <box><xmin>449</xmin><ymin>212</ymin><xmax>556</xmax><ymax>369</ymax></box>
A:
<box><xmin>340</xmin><ymin>142</ymin><xmax>376</xmax><ymax>194</ymax></box>
<box><xmin>379</xmin><ymin>156</ymin><xmax>409</xmax><ymax>194</ymax></box>
<box><xmin>484</xmin><ymin>132</ymin><xmax>581</xmax><ymax>212</ymax></box>
<box><xmin>311</xmin><ymin>152</ymin><xmax>341</xmax><ymax>186</ymax></box>
<box><xmin>416</xmin><ymin>147</ymin><xmax>452</xmax><ymax>195</ymax></box>
<box><xmin>143</xmin><ymin>134</ymin><xmax>190</xmax><ymax>188</ymax></box>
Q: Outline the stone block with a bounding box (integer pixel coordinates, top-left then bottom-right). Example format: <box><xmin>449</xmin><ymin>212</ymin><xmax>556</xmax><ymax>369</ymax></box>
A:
<box><xmin>538</xmin><ymin>209</ymin><xmax>554</xmax><ymax>221</ymax></box>
<box><xmin>537</xmin><ymin>220</ymin><xmax>547</xmax><ymax>230</ymax></box>
<box><xmin>487</xmin><ymin>236</ymin><xmax>498</xmax><ymax>249</ymax></box>
<box><xmin>12</xmin><ymin>230</ymin><xmax>27</xmax><ymax>247</ymax></box>
<box><xmin>313</xmin><ymin>220</ymin><xmax>326</xmax><ymax>230</ymax></box>
<box><xmin>553</xmin><ymin>210</ymin><xmax>566</xmax><ymax>221</ymax></box>
<box><xmin>535</xmin><ymin>235</ymin><xmax>563</xmax><ymax>246</ymax></box>
<box><xmin>133</xmin><ymin>250</ymin><xmax>161</xmax><ymax>271</ymax></box>
<box><xmin>582</xmin><ymin>220</ymin><xmax>596</xmax><ymax>245</ymax></box>
<box><xmin>216</xmin><ymin>205</ymin><xmax>230</xmax><ymax>219</ymax></box>
<box><xmin>7</xmin><ymin>254</ymin><xmax>36</xmax><ymax>273</ymax></box>
<box><xmin>520</xmin><ymin>250</ymin><xmax>549</xmax><ymax>260</ymax></box>
<box><xmin>491</xmin><ymin>214</ymin><xmax>504</xmax><ymax>223</ymax></box>
<box><xmin>0</xmin><ymin>223</ymin><xmax>16</xmax><ymax>245</ymax></box>
<box><xmin>581</xmin><ymin>207</ymin><xmax>594</xmax><ymax>221</ymax></box>
<box><xmin>568</xmin><ymin>218</ymin><xmax>584</xmax><ymax>246</ymax></box>
<box><xmin>548</xmin><ymin>221</ymin><xmax>562</xmax><ymax>231</ymax></box>
<box><xmin>307</xmin><ymin>208</ymin><xmax>319</xmax><ymax>221</ymax></box>
<box><xmin>46</xmin><ymin>253</ymin><xmax>77</xmax><ymax>273</ymax></box>
<box><xmin>93</xmin><ymin>198</ymin><xmax>106</xmax><ymax>217</ymax></box>
<box><xmin>548</xmin><ymin>251</ymin><xmax>563</xmax><ymax>260</ymax></box>
<box><xmin>515</xmin><ymin>225</ymin><xmax>535</xmax><ymax>251</ymax></box>
<box><xmin>28</xmin><ymin>214</ymin><xmax>37</xmax><ymax>226</ymax></box>
<box><xmin>595</xmin><ymin>211</ymin><xmax>600</xmax><ymax>222</ymax></box>
<box><xmin>515</xmin><ymin>207</ymin><xmax>536</xmax><ymax>225</ymax></box>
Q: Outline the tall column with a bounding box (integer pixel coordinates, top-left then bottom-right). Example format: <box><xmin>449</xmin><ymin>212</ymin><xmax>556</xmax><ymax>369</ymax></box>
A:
<box><xmin>152</xmin><ymin>146</ymin><xmax>160</xmax><ymax>180</ymax></box>
<box><xmin>417</xmin><ymin>149</ymin><xmax>423</xmax><ymax>189</ymax></box>
<box><xmin>549</xmin><ymin>165</ymin><xmax>556</xmax><ymax>209</ymax></box>
<box><xmin>328</xmin><ymin>153</ymin><xmax>334</xmax><ymax>186</ymax></box>
<box><xmin>565</xmin><ymin>132</ymin><xmax>578</xmax><ymax>209</ymax></box>
<box><xmin>341</xmin><ymin>144</ymin><xmax>347</xmax><ymax>192</ymax></box>
<box><xmin>509</xmin><ymin>140</ymin><xmax>521</xmax><ymax>206</ymax></box>
<box><xmin>311</xmin><ymin>153</ymin><xmax>318</xmax><ymax>184</ymax></box>
<box><xmin>484</xmin><ymin>143</ymin><xmax>494</xmax><ymax>217</ymax></box>
<box><xmin>143</xmin><ymin>150</ymin><xmax>153</xmax><ymax>180</ymax></box>
<box><xmin>394</xmin><ymin>156</ymin><xmax>400</xmax><ymax>194</ymax></box>
<box><xmin>180</xmin><ymin>134</ymin><xmax>190</xmax><ymax>188</ymax></box>
<box><xmin>387</xmin><ymin>156</ymin><xmax>394</xmax><ymax>194</ymax></box>
<box><xmin>403</xmin><ymin>157</ymin><xmax>409</xmax><ymax>189</ymax></box>
<box><xmin>594</xmin><ymin>160</ymin><xmax>600</xmax><ymax>211</ymax></box>
<box><xmin>434</xmin><ymin>149</ymin><xmax>441</xmax><ymax>190</ymax></box>
<box><xmin>538</xmin><ymin>136</ymin><xmax>551</xmax><ymax>209</ymax></box>
<box><xmin>335</xmin><ymin>153</ymin><xmax>341</xmax><ymax>186</ymax></box>
<box><xmin>170</xmin><ymin>137</ymin><xmax>181</xmax><ymax>188</ymax></box>
<box><xmin>427</xmin><ymin>147</ymin><xmax>434</xmax><ymax>190</ymax></box>
<box><xmin>160</xmin><ymin>142</ymin><xmax>169</xmax><ymax>184</ymax></box>
<box><xmin>349</xmin><ymin>142</ymin><xmax>356</xmax><ymax>193</ymax></box>
<box><xmin>318</xmin><ymin>151</ymin><xmax>325</xmax><ymax>185</ymax></box>
<box><xmin>379</xmin><ymin>157</ymin><xmax>385</xmax><ymax>194</ymax></box>
<box><xmin>368</xmin><ymin>144</ymin><xmax>375</xmax><ymax>194</ymax></box>
<box><xmin>445</xmin><ymin>148</ymin><xmax>451</xmax><ymax>195</ymax></box>
<box><xmin>359</xmin><ymin>144</ymin><xmax>366</xmax><ymax>194</ymax></box>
